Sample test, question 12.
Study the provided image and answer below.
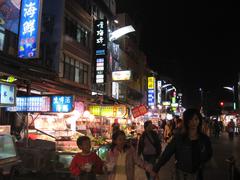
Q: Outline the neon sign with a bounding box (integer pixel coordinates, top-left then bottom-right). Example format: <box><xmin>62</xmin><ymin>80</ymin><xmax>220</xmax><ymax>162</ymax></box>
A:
<box><xmin>18</xmin><ymin>0</ymin><xmax>42</xmax><ymax>59</ymax></box>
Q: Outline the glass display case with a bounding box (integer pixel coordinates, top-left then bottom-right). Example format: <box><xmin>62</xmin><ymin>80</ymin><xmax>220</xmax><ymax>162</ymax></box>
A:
<box><xmin>0</xmin><ymin>134</ymin><xmax>20</xmax><ymax>176</ymax></box>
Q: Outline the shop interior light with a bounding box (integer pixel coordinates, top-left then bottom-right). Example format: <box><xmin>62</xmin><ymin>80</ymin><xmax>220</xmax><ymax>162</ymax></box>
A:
<box><xmin>157</xmin><ymin>104</ymin><xmax>162</xmax><ymax>109</ymax></box>
<box><xmin>18</xmin><ymin>87</ymin><xmax>42</xmax><ymax>95</ymax></box>
<box><xmin>166</xmin><ymin>113</ymin><xmax>173</xmax><ymax>120</ymax></box>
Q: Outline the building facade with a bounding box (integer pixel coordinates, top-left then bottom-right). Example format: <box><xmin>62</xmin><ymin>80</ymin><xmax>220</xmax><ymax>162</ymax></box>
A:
<box><xmin>0</xmin><ymin>0</ymin><xmax>149</xmax><ymax>126</ymax></box>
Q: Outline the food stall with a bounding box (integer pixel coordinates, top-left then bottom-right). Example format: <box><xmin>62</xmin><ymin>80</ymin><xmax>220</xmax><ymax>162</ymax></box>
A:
<box><xmin>0</xmin><ymin>81</ymin><xmax>21</xmax><ymax>178</ymax></box>
<box><xmin>6</xmin><ymin>95</ymin><xmax>85</xmax><ymax>174</ymax></box>
<box><xmin>27</xmin><ymin>112</ymin><xmax>83</xmax><ymax>174</ymax></box>
<box><xmin>0</xmin><ymin>126</ymin><xmax>21</xmax><ymax>178</ymax></box>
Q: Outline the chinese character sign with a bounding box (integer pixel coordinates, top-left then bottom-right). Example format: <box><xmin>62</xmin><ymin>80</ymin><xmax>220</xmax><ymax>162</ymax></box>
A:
<box><xmin>131</xmin><ymin>104</ymin><xmax>148</xmax><ymax>118</ymax></box>
<box><xmin>94</xmin><ymin>19</ymin><xmax>107</xmax><ymax>84</ymax></box>
<box><xmin>6</xmin><ymin>96</ymin><xmax>50</xmax><ymax>112</ymax></box>
<box><xmin>148</xmin><ymin>77</ymin><xmax>156</xmax><ymax>107</ymax></box>
<box><xmin>157</xmin><ymin>80</ymin><xmax>162</xmax><ymax>104</ymax></box>
<box><xmin>18</xmin><ymin>0</ymin><xmax>42</xmax><ymax>59</ymax></box>
<box><xmin>95</xmin><ymin>19</ymin><xmax>107</xmax><ymax>48</ymax></box>
<box><xmin>148</xmin><ymin>77</ymin><xmax>155</xmax><ymax>89</ymax></box>
<box><xmin>51</xmin><ymin>96</ymin><xmax>73</xmax><ymax>113</ymax></box>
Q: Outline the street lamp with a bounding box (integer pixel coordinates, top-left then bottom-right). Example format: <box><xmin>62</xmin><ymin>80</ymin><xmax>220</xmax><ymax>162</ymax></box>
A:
<box><xmin>199</xmin><ymin>88</ymin><xmax>203</xmax><ymax>108</ymax></box>
<box><xmin>161</xmin><ymin>84</ymin><xmax>173</xmax><ymax>89</ymax></box>
<box><xmin>165</xmin><ymin>86</ymin><xmax>176</xmax><ymax>101</ymax></box>
<box><xmin>99</xmin><ymin>25</ymin><xmax>136</xmax><ymax>99</ymax></box>
<box><xmin>166</xmin><ymin>87</ymin><xmax>176</xmax><ymax>93</ymax></box>
<box><xmin>223</xmin><ymin>86</ymin><xmax>236</xmax><ymax>110</ymax></box>
<box><xmin>109</xmin><ymin>25</ymin><xmax>135</xmax><ymax>42</ymax></box>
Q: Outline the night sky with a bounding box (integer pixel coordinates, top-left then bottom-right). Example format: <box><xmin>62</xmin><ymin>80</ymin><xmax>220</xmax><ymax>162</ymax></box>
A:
<box><xmin>117</xmin><ymin>0</ymin><xmax>239</xmax><ymax>113</ymax></box>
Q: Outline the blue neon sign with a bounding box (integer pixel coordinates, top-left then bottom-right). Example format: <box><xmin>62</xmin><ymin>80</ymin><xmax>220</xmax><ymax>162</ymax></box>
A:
<box><xmin>18</xmin><ymin>0</ymin><xmax>42</xmax><ymax>59</ymax></box>
<box><xmin>52</xmin><ymin>96</ymin><xmax>73</xmax><ymax>113</ymax></box>
<box><xmin>6</xmin><ymin>96</ymin><xmax>51</xmax><ymax>112</ymax></box>
<box><xmin>148</xmin><ymin>89</ymin><xmax>155</xmax><ymax>106</ymax></box>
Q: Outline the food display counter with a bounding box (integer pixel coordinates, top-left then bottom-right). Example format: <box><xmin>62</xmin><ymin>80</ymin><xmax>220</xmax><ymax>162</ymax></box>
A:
<box><xmin>0</xmin><ymin>134</ymin><xmax>21</xmax><ymax>177</ymax></box>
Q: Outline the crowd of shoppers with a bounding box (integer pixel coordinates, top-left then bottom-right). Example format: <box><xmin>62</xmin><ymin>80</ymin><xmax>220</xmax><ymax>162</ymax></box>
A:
<box><xmin>69</xmin><ymin>108</ymin><xmax>214</xmax><ymax>180</ymax></box>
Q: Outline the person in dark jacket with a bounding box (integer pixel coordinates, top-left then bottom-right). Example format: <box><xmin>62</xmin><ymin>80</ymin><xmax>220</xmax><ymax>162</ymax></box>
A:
<box><xmin>152</xmin><ymin>108</ymin><xmax>213</xmax><ymax>180</ymax></box>
<box><xmin>138</xmin><ymin>120</ymin><xmax>162</xmax><ymax>180</ymax></box>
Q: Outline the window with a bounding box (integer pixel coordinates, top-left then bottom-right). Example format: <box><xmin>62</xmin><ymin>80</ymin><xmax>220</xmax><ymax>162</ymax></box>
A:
<box><xmin>76</xmin><ymin>25</ymin><xmax>81</xmax><ymax>43</ymax></box>
<box><xmin>64</xmin><ymin>55</ymin><xmax>70</xmax><ymax>79</ymax></box>
<box><xmin>64</xmin><ymin>16</ymin><xmax>90</xmax><ymax>48</ymax></box>
<box><xmin>79</xmin><ymin>63</ymin><xmax>84</xmax><ymax>84</ymax></box>
<box><xmin>92</xmin><ymin>5</ymin><xmax>97</xmax><ymax>18</ymax></box>
<box><xmin>70</xmin><ymin>58</ymin><xmax>75</xmax><ymax>81</ymax></box>
<box><xmin>75</xmin><ymin>61</ymin><xmax>80</xmax><ymax>83</ymax></box>
<box><xmin>0</xmin><ymin>27</ymin><xmax>5</xmax><ymax>51</ymax></box>
<box><xmin>76</xmin><ymin>0</ymin><xmax>91</xmax><ymax>15</ymax></box>
<box><xmin>63</xmin><ymin>54</ymin><xmax>89</xmax><ymax>85</ymax></box>
<box><xmin>83</xmin><ymin>64</ymin><xmax>88</xmax><ymax>85</ymax></box>
<box><xmin>0</xmin><ymin>32</ymin><xmax>4</xmax><ymax>51</ymax></box>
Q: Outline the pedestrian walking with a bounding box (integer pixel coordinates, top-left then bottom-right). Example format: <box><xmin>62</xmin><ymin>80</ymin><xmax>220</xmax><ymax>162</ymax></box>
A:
<box><xmin>152</xmin><ymin>108</ymin><xmax>213</xmax><ymax>180</ymax></box>
<box><xmin>138</xmin><ymin>120</ymin><xmax>162</xmax><ymax>180</ymax></box>
<box><xmin>164</xmin><ymin>120</ymin><xmax>173</xmax><ymax>143</ymax></box>
<box><xmin>213</xmin><ymin>120</ymin><xmax>221</xmax><ymax>138</ymax></box>
<box><xmin>227</xmin><ymin>119</ymin><xmax>235</xmax><ymax>141</ymax></box>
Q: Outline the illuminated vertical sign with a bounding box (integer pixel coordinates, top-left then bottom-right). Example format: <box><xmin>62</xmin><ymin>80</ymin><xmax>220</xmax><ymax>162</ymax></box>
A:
<box><xmin>0</xmin><ymin>0</ymin><xmax>21</xmax><ymax>34</ymax></box>
<box><xmin>148</xmin><ymin>77</ymin><xmax>155</xmax><ymax>89</ymax></box>
<box><xmin>148</xmin><ymin>77</ymin><xmax>156</xmax><ymax>107</ymax></box>
<box><xmin>112</xmin><ymin>82</ymin><xmax>119</xmax><ymax>99</ymax></box>
<box><xmin>94</xmin><ymin>19</ymin><xmax>107</xmax><ymax>84</ymax></box>
<box><xmin>18</xmin><ymin>0</ymin><xmax>42</xmax><ymax>59</ymax></box>
<box><xmin>157</xmin><ymin>80</ymin><xmax>162</xmax><ymax>104</ymax></box>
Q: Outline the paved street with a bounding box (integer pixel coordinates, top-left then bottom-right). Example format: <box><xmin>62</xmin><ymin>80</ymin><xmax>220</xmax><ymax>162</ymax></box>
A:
<box><xmin>13</xmin><ymin>132</ymin><xmax>240</xmax><ymax>180</ymax></box>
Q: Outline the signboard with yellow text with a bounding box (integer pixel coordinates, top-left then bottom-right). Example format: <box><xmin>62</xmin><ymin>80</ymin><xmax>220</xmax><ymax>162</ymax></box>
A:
<box><xmin>148</xmin><ymin>77</ymin><xmax>155</xmax><ymax>89</ymax></box>
<box><xmin>148</xmin><ymin>77</ymin><xmax>156</xmax><ymax>106</ymax></box>
<box><xmin>89</xmin><ymin>105</ymin><xmax>127</xmax><ymax>118</ymax></box>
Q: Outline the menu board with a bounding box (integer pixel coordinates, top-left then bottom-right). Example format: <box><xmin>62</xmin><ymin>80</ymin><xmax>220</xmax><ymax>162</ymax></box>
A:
<box><xmin>6</xmin><ymin>95</ymin><xmax>73</xmax><ymax>112</ymax></box>
<box><xmin>7</xmin><ymin>96</ymin><xmax>51</xmax><ymax>112</ymax></box>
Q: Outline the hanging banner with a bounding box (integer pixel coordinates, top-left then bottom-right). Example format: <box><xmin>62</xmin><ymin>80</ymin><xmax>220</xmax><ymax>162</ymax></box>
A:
<box><xmin>18</xmin><ymin>0</ymin><xmax>42</xmax><ymax>59</ymax></box>
<box><xmin>131</xmin><ymin>104</ymin><xmax>148</xmax><ymax>118</ymax></box>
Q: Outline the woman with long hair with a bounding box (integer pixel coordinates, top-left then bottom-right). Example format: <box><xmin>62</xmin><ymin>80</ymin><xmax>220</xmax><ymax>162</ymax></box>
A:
<box><xmin>153</xmin><ymin>108</ymin><xmax>213</xmax><ymax>180</ymax></box>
